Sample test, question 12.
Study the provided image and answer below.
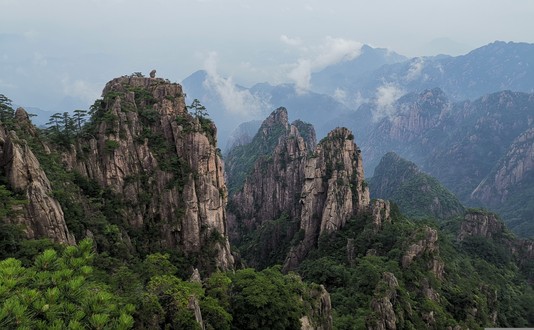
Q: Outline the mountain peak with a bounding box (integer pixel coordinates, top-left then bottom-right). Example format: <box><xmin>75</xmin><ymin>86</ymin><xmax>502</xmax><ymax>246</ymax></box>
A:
<box><xmin>262</xmin><ymin>107</ymin><xmax>289</xmax><ymax>126</ymax></box>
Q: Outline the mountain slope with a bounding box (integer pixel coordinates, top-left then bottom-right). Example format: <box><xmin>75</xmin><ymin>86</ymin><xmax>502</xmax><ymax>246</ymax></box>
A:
<box><xmin>343</xmin><ymin>87</ymin><xmax>534</xmax><ymax>237</ymax></box>
<box><xmin>369</xmin><ymin>152</ymin><xmax>465</xmax><ymax>220</ymax></box>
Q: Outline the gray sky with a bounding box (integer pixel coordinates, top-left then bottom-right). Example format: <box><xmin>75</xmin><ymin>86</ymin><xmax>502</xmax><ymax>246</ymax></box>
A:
<box><xmin>1</xmin><ymin>0</ymin><xmax>534</xmax><ymax>111</ymax></box>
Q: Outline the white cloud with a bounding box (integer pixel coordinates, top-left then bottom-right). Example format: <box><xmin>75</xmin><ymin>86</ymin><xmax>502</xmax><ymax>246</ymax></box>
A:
<box><xmin>286</xmin><ymin>37</ymin><xmax>363</xmax><ymax>91</ymax></box>
<box><xmin>288</xmin><ymin>59</ymin><xmax>312</xmax><ymax>93</ymax></box>
<box><xmin>203</xmin><ymin>52</ymin><xmax>269</xmax><ymax>117</ymax></box>
<box><xmin>406</xmin><ymin>58</ymin><xmax>425</xmax><ymax>81</ymax></box>
<box><xmin>372</xmin><ymin>83</ymin><xmax>405</xmax><ymax>122</ymax></box>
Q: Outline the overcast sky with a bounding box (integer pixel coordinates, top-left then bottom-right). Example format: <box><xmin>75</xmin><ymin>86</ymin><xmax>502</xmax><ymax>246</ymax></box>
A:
<box><xmin>1</xmin><ymin>0</ymin><xmax>534</xmax><ymax>111</ymax></box>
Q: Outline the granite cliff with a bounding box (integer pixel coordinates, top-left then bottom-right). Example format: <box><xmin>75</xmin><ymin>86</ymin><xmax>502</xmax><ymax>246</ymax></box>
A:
<box><xmin>226</xmin><ymin>108</ymin><xmax>375</xmax><ymax>270</ymax></box>
<box><xmin>0</xmin><ymin>108</ymin><xmax>75</xmax><ymax>244</ymax></box>
<box><xmin>0</xmin><ymin>76</ymin><xmax>234</xmax><ymax>272</ymax></box>
<box><xmin>65</xmin><ymin>76</ymin><xmax>234</xmax><ymax>270</ymax></box>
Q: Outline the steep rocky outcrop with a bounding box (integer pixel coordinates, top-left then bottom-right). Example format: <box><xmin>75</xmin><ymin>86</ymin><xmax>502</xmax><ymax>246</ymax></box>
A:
<box><xmin>348</xmin><ymin>87</ymin><xmax>534</xmax><ymax>237</ymax></box>
<box><xmin>469</xmin><ymin>128</ymin><xmax>534</xmax><ymax>236</ymax></box>
<box><xmin>370</xmin><ymin>199</ymin><xmax>391</xmax><ymax>232</ymax></box>
<box><xmin>471</xmin><ymin>128</ymin><xmax>534</xmax><ymax>205</ymax></box>
<box><xmin>0</xmin><ymin>109</ymin><xmax>75</xmax><ymax>244</ymax></box>
<box><xmin>402</xmin><ymin>225</ymin><xmax>444</xmax><ymax>279</ymax></box>
<box><xmin>285</xmin><ymin>128</ymin><xmax>370</xmax><ymax>270</ymax></box>
<box><xmin>362</xmin><ymin>88</ymin><xmax>451</xmax><ymax>173</ymax></box>
<box><xmin>226</xmin><ymin>109</ymin><xmax>370</xmax><ymax>269</ymax></box>
<box><xmin>228</xmin><ymin>108</ymin><xmax>314</xmax><ymax>232</ymax></box>
<box><xmin>369</xmin><ymin>152</ymin><xmax>464</xmax><ymax>220</ymax></box>
<box><xmin>458</xmin><ymin>210</ymin><xmax>506</xmax><ymax>241</ymax></box>
<box><xmin>367</xmin><ymin>272</ymin><xmax>399</xmax><ymax>330</ymax></box>
<box><xmin>65</xmin><ymin>76</ymin><xmax>233</xmax><ymax>270</ymax></box>
<box><xmin>300</xmin><ymin>285</ymin><xmax>333</xmax><ymax>330</ymax></box>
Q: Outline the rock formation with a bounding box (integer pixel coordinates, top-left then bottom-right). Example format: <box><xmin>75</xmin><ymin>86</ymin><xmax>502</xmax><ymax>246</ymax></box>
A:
<box><xmin>471</xmin><ymin>127</ymin><xmax>534</xmax><ymax>206</ymax></box>
<box><xmin>0</xmin><ymin>108</ymin><xmax>75</xmax><ymax>244</ymax></box>
<box><xmin>228</xmin><ymin>108</ymin><xmax>314</xmax><ymax>231</ymax></box>
<box><xmin>370</xmin><ymin>199</ymin><xmax>391</xmax><ymax>232</ymax></box>
<box><xmin>458</xmin><ymin>210</ymin><xmax>534</xmax><ymax>267</ymax></box>
<box><xmin>402</xmin><ymin>225</ymin><xmax>443</xmax><ymax>279</ymax></box>
<box><xmin>367</xmin><ymin>272</ymin><xmax>399</xmax><ymax>330</ymax></box>
<box><xmin>226</xmin><ymin>108</ymin><xmax>375</xmax><ymax>270</ymax></box>
<box><xmin>458</xmin><ymin>210</ymin><xmax>505</xmax><ymax>241</ymax></box>
<box><xmin>285</xmin><ymin>128</ymin><xmax>370</xmax><ymax>269</ymax></box>
<box><xmin>300</xmin><ymin>285</ymin><xmax>333</xmax><ymax>330</ymax></box>
<box><xmin>65</xmin><ymin>76</ymin><xmax>233</xmax><ymax>270</ymax></box>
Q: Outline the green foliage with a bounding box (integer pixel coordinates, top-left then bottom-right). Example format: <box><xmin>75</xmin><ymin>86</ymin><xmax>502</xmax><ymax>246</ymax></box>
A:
<box><xmin>138</xmin><ymin>275</ymin><xmax>203</xmax><ymax>329</ymax></box>
<box><xmin>228</xmin><ymin>267</ymin><xmax>305</xmax><ymax>330</ymax></box>
<box><xmin>0</xmin><ymin>239</ymin><xmax>135</xmax><ymax>329</ymax></box>
<box><xmin>188</xmin><ymin>98</ymin><xmax>209</xmax><ymax>118</ymax></box>
<box><xmin>104</xmin><ymin>139</ymin><xmax>120</xmax><ymax>152</ymax></box>
<box><xmin>295</xmin><ymin>209</ymin><xmax>533</xmax><ymax>328</ymax></box>
<box><xmin>237</xmin><ymin>213</ymin><xmax>300</xmax><ymax>269</ymax></box>
<box><xmin>45</xmin><ymin>111</ymin><xmax>89</xmax><ymax>148</ymax></box>
<box><xmin>0</xmin><ymin>94</ymin><xmax>15</xmax><ymax>129</ymax></box>
<box><xmin>141</xmin><ymin>253</ymin><xmax>178</xmax><ymax>280</ymax></box>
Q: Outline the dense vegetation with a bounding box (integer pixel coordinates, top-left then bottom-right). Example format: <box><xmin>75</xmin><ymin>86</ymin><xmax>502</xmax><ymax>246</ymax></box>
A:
<box><xmin>369</xmin><ymin>152</ymin><xmax>465</xmax><ymax>220</ymax></box>
<box><xmin>0</xmin><ymin>237</ymin><xmax>319</xmax><ymax>329</ymax></box>
<box><xmin>298</xmin><ymin>209</ymin><xmax>533</xmax><ymax>329</ymax></box>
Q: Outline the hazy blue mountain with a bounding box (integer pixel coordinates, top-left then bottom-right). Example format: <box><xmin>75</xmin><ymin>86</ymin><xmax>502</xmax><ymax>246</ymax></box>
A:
<box><xmin>310</xmin><ymin>44</ymin><xmax>407</xmax><ymax>96</ymax></box>
<box><xmin>333</xmin><ymin>41</ymin><xmax>534</xmax><ymax>103</ymax></box>
<box><xmin>224</xmin><ymin>119</ymin><xmax>262</xmax><ymax>152</ymax></box>
<box><xmin>182</xmin><ymin>42</ymin><xmax>534</xmax><ymax>150</ymax></box>
<box><xmin>181</xmin><ymin>70</ymin><xmax>256</xmax><ymax>149</ymax></box>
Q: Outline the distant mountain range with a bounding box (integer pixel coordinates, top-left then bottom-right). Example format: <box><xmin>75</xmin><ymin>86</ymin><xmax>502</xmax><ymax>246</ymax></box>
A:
<box><xmin>182</xmin><ymin>41</ymin><xmax>534</xmax><ymax>150</ymax></box>
<box><xmin>313</xmin><ymin>41</ymin><xmax>534</xmax><ymax>103</ymax></box>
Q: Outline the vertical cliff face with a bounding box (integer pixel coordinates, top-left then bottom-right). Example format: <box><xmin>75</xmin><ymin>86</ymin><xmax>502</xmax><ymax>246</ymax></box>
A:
<box><xmin>0</xmin><ymin>109</ymin><xmax>75</xmax><ymax>244</ymax></box>
<box><xmin>66</xmin><ymin>76</ymin><xmax>233</xmax><ymax>270</ymax></box>
<box><xmin>471</xmin><ymin>127</ymin><xmax>534</xmax><ymax>205</ymax></box>
<box><xmin>228</xmin><ymin>108</ymin><xmax>313</xmax><ymax>231</ymax></box>
<box><xmin>458</xmin><ymin>211</ymin><xmax>505</xmax><ymax>241</ymax></box>
<box><xmin>401</xmin><ymin>225</ymin><xmax>443</xmax><ymax>279</ymax></box>
<box><xmin>285</xmin><ymin>128</ymin><xmax>370</xmax><ymax>270</ymax></box>
<box><xmin>300</xmin><ymin>285</ymin><xmax>333</xmax><ymax>330</ymax></box>
<box><xmin>368</xmin><ymin>272</ymin><xmax>399</xmax><ymax>330</ymax></box>
<box><xmin>226</xmin><ymin>109</ymin><xmax>369</xmax><ymax>270</ymax></box>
